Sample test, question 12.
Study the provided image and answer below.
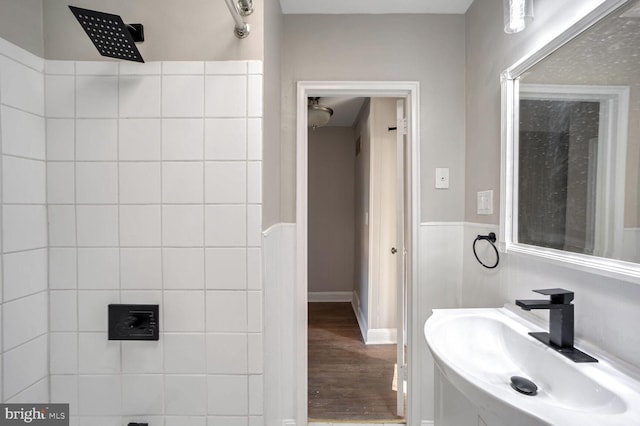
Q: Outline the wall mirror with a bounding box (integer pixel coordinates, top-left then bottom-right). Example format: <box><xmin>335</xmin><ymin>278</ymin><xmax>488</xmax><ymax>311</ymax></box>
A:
<box><xmin>502</xmin><ymin>0</ymin><xmax>640</xmax><ymax>279</ymax></box>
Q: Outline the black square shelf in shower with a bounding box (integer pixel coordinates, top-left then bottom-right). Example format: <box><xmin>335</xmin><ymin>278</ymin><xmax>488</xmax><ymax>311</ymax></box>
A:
<box><xmin>69</xmin><ymin>5</ymin><xmax>145</xmax><ymax>63</ymax></box>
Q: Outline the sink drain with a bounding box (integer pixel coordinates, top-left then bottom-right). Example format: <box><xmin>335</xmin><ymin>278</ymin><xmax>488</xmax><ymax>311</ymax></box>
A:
<box><xmin>510</xmin><ymin>376</ymin><xmax>538</xmax><ymax>396</ymax></box>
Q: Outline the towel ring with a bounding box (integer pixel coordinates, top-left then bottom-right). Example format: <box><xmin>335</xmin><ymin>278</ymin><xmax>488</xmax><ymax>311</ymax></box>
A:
<box><xmin>473</xmin><ymin>232</ymin><xmax>499</xmax><ymax>269</ymax></box>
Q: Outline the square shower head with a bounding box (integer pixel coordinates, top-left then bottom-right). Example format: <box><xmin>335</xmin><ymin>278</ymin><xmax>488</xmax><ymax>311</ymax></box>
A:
<box><xmin>69</xmin><ymin>6</ymin><xmax>145</xmax><ymax>63</ymax></box>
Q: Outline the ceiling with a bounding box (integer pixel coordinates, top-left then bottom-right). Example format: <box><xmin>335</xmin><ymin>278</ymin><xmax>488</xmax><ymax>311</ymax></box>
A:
<box><xmin>317</xmin><ymin>97</ymin><xmax>367</xmax><ymax>128</ymax></box>
<box><xmin>280</xmin><ymin>0</ymin><xmax>474</xmax><ymax>15</ymax></box>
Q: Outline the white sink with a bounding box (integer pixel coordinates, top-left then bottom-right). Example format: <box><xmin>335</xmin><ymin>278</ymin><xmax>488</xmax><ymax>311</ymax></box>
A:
<box><xmin>424</xmin><ymin>307</ymin><xmax>640</xmax><ymax>425</ymax></box>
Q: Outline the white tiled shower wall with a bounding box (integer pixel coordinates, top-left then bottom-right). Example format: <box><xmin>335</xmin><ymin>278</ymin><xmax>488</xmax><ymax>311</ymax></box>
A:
<box><xmin>1</xmin><ymin>38</ymin><xmax>264</xmax><ymax>426</ymax></box>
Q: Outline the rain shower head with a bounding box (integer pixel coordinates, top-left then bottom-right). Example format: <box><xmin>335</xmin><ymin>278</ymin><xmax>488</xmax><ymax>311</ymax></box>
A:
<box><xmin>69</xmin><ymin>6</ymin><xmax>145</xmax><ymax>63</ymax></box>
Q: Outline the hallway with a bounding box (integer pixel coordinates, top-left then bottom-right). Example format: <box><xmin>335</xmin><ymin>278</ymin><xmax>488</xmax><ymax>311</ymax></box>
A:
<box><xmin>308</xmin><ymin>303</ymin><xmax>404</xmax><ymax>422</ymax></box>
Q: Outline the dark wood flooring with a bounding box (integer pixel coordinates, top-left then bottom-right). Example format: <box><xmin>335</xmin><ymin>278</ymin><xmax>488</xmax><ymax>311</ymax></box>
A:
<box><xmin>308</xmin><ymin>302</ymin><xmax>405</xmax><ymax>422</ymax></box>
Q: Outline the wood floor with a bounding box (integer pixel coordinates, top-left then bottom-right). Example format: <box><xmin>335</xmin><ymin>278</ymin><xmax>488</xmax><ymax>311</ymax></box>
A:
<box><xmin>308</xmin><ymin>302</ymin><xmax>404</xmax><ymax>422</ymax></box>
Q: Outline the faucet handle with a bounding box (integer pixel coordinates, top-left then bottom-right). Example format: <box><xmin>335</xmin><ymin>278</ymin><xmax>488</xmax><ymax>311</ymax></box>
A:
<box><xmin>533</xmin><ymin>288</ymin><xmax>574</xmax><ymax>304</ymax></box>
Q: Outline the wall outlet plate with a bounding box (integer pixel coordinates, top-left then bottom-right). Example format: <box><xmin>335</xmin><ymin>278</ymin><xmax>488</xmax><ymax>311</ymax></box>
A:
<box><xmin>108</xmin><ymin>304</ymin><xmax>159</xmax><ymax>341</ymax></box>
<box><xmin>435</xmin><ymin>168</ymin><xmax>449</xmax><ymax>189</ymax></box>
<box><xmin>477</xmin><ymin>190</ymin><xmax>493</xmax><ymax>215</ymax></box>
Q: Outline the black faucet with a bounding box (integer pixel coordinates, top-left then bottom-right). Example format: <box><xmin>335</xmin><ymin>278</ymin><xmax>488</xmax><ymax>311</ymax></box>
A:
<box><xmin>516</xmin><ymin>288</ymin><xmax>597</xmax><ymax>363</ymax></box>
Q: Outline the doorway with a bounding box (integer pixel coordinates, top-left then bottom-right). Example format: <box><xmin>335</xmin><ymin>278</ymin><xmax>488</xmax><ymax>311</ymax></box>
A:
<box><xmin>295</xmin><ymin>81</ymin><xmax>420</xmax><ymax>425</ymax></box>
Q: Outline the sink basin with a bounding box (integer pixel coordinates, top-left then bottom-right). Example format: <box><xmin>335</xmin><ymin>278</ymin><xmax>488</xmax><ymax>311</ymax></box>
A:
<box><xmin>424</xmin><ymin>307</ymin><xmax>640</xmax><ymax>425</ymax></box>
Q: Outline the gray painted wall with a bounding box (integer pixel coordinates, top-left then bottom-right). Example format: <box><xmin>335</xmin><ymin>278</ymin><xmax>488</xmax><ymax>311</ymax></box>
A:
<box><xmin>42</xmin><ymin>0</ymin><xmax>263</xmax><ymax>61</ymax></box>
<box><xmin>308</xmin><ymin>127</ymin><xmax>356</xmax><ymax>293</ymax></box>
<box><xmin>281</xmin><ymin>14</ymin><xmax>466</xmax><ymax>224</ymax></box>
<box><xmin>0</xmin><ymin>0</ymin><xmax>44</xmax><ymax>57</ymax></box>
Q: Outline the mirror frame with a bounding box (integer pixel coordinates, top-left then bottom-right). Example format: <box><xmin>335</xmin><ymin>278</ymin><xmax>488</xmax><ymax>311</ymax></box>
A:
<box><xmin>500</xmin><ymin>0</ymin><xmax>640</xmax><ymax>284</ymax></box>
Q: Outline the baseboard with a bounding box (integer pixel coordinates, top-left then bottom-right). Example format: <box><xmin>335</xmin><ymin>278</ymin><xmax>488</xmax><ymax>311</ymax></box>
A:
<box><xmin>421</xmin><ymin>421</ymin><xmax>435</xmax><ymax>426</ymax></box>
<box><xmin>351</xmin><ymin>290</ymin><xmax>369</xmax><ymax>342</ymax></box>
<box><xmin>366</xmin><ymin>327</ymin><xmax>397</xmax><ymax>344</ymax></box>
<box><xmin>308</xmin><ymin>291</ymin><xmax>352</xmax><ymax>302</ymax></box>
<box><xmin>282</xmin><ymin>420</ymin><xmax>296</xmax><ymax>426</ymax></box>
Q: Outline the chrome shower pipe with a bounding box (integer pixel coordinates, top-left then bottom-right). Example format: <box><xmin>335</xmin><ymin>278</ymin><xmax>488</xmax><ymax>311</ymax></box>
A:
<box><xmin>224</xmin><ymin>0</ymin><xmax>251</xmax><ymax>39</ymax></box>
<box><xmin>237</xmin><ymin>0</ymin><xmax>254</xmax><ymax>16</ymax></box>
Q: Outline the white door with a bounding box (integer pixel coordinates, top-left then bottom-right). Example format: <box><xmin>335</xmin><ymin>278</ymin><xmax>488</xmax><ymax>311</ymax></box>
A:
<box><xmin>395</xmin><ymin>99</ymin><xmax>407</xmax><ymax>417</ymax></box>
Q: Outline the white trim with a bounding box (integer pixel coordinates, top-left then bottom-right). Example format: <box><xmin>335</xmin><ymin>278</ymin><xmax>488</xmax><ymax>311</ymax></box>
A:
<box><xmin>421</xmin><ymin>422</ymin><xmax>435</xmax><ymax>426</ymax></box>
<box><xmin>420</xmin><ymin>221</ymin><xmax>466</xmax><ymax>227</ymax></box>
<box><xmin>351</xmin><ymin>289</ymin><xmax>369</xmax><ymax>342</ymax></box>
<box><xmin>296</xmin><ymin>81</ymin><xmax>420</xmax><ymax>426</ymax></box>
<box><xmin>367</xmin><ymin>328</ymin><xmax>397</xmax><ymax>344</ymax></box>
<box><xmin>307</xmin><ymin>291</ymin><xmax>352</xmax><ymax>302</ymax></box>
<box><xmin>500</xmin><ymin>0</ymin><xmax>640</xmax><ymax>285</ymax></box>
<box><xmin>282</xmin><ymin>421</ymin><xmax>296</xmax><ymax>426</ymax></box>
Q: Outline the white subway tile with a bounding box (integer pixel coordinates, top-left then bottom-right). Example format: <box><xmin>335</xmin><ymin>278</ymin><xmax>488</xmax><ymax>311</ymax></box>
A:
<box><xmin>206</xmin><ymin>291</ymin><xmax>247</xmax><ymax>332</ymax></box>
<box><xmin>50</xmin><ymin>290</ymin><xmax>77</xmax><ymax>332</ymax></box>
<box><xmin>120</xmin><ymin>61</ymin><xmax>161</xmax><ymax>75</ymax></box>
<box><xmin>0</xmin><ymin>56</ymin><xmax>44</xmax><ymax>115</ymax></box>
<box><xmin>247</xmin><ymin>291</ymin><xmax>263</xmax><ymax>336</ymax></box>
<box><xmin>50</xmin><ymin>375</ymin><xmax>78</xmax><ymax>415</ymax></box>
<box><xmin>76</xmin><ymin>162</ymin><xmax>118</xmax><ymax>204</ymax></box>
<box><xmin>76</xmin><ymin>61</ymin><xmax>118</xmax><ymax>75</ymax></box>
<box><xmin>2</xmin><ymin>156</ymin><xmax>46</xmax><ymax>204</ymax></box>
<box><xmin>76</xmin><ymin>205</ymin><xmax>119</xmax><ymax>246</ymax></box>
<box><xmin>205</xmin><ymin>162</ymin><xmax>246</xmax><ymax>204</ymax></box>
<box><xmin>48</xmin><ymin>205</ymin><xmax>76</xmax><ymax>247</ymax></box>
<box><xmin>120</xmin><ymin>248</ymin><xmax>162</xmax><ymax>290</ymax></box>
<box><xmin>46</xmin><ymin>119</ymin><xmax>75</xmax><ymax>161</ymax></box>
<box><xmin>78</xmin><ymin>375</ymin><xmax>122</xmax><ymax>415</ymax></box>
<box><xmin>45</xmin><ymin>75</ymin><xmax>75</xmax><ymax>117</ymax></box>
<box><xmin>247</xmin><ymin>118</ymin><xmax>262</xmax><ymax>161</ymax></box>
<box><xmin>207</xmin><ymin>375</ymin><xmax>248</xmax><ymax>415</ymax></box>
<box><xmin>206</xmin><ymin>333</ymin><xmax>247</xmax><ymax>374</ymax></box>
<box><xmin>207</xmin><ymin>416</ymin><xmax>248</xmax><ymax>426</ymax></box>
<box><xmin>164</xmin><ymin>333</ymin><xmax>206</xmax><ymax>373</ymax></box>
<box><xmin>7</xmin><ymin>378</ymin><xmax>49</xmax><ymax>404</ymax></box>
<box><xmin>47</xmin><ymin>162</ymin><xmax>75</xmax><ymax>204</ymax></box>
<box><xmin>50</xmin><ymin>333</ymin><xmax>78</xmax><ymax>374</ymax></box>
<box><xmin>205</xmin><ymin>205</ymin><xmax>246</xmax><ymax>247</ymax></box>
<box><xmin>77</xmin><ymin>248</ymin><xmax>119</xmax><ymax>289</ymax></box>
<box><xmin>122</xmin><ymin>340</ymin><xmax>163</xmax><ymax>373</ymax></box>
<box><xmin>120</xmin><ymin>290</ymin><xmax>162</xmax><ymax>306</ymax></box>
<box><xmin>249</xmin><ymin>375</ymin><xmax>263</xmax><ymax>415</ymax></box>
<box><xmin>1</xmin><ymin>106</ymin><xmax>45</xmax><ymax>159</ymax></box>
<box><xmin>163</xmin><ymin>290</ymin><xmax>205</xmax><ymax>332</ymax></box>
<box><xmin>163</xmin><ymin>61</ymin><xmax>205</xmax><ymax>75</ymax></box>
<box><xmin>78</xmin><ymin>332</ymin><xmax>121</xmax><ymax>373</ymax></box>
<box><xmin>205</xmin><ymin>76</ymin><xmax>247</xmax><ymax>117</ymax></box>
<box><xmin>247</xmin><ymin>249</ymin><xmax>262</xmax><ymax>291</ymax></box>
<box><xmin>162</xmin><ymin>75</ymin><xmax>205</xmax><ymax>117</ymax></box>
<box><xmin>119</xmin><ymin>75</ymin><xmax>161</xmax><ymax>118</ymax></box>
<box><xmin>162</xmin><ymin>205</ymin><xmax>204</xmax><ymax>247</ymax></box>
<box><xmin>163</xmin><ymin>248</ymin><xmax>205</xmax><ymax>289</ymax></box>
<box><xmin>247</xmin><ymin>162</ymin><xmax>261</xmax><ymax>204</ymax></box>
<box><xmin>162</xmin><ymin>161</ymin><xmax>204</xmax><ymax>204</ymax></box>
<box><xmin>247</xmin><ymin>75</ymin><xmax>262</xmax><ymax>118</ymax></box>
<box><xmin>205</xmin><ymin>61</ymin><xmax>246</xmax><ymax>75</ymax></box>
<box><xmin>49</xmin><ymin>248</ymin><xmax>77</xmax><ymax>289</ymax></box>
<box><xmin>248</xmin><ymin>416</ymin><xmax>263</xmax><ymax>426</ymax></box>
<box><xmin>77</xmin><ymin>290</ymin><xmax>119</xmax><ymax>332</ymax></box>
<box><xmin>162</xmin><ymin>118</ymin><xmax>204</xmax><ymax>160</ymax></box>
<box><xmin>204</xmin><ymin>118</ymin><xmax>247</xmax><ymax>160</ymax></box>
<box><xmin>167</xmin><ymin>416</ymin><xmax>207</xmax><ymax>426</ymax></box>
<box><xmin>119</xmin><ymin>119</ymin><xmax>161</xmax><ymax>161</ymax></box>
<box><xmin>164</xmin><ymin>375</ymin><xmax>207</xmax><ymax>415</ymax></box>
<box><xmin>76</xmin><ymin>76</ymin><xmax>118</xmax><ymax>118</ymax></box>
<box><xmin>45</xmin><ymin>60</ymin><xmax>75</xmax><ymax>75</ymax></box>
<box><xmin>121</xmin><ymin>374</ymin><xmax>164</xmax><ymax>415</ymax></box>
<box><xmin>4</xmin><ymin>205</ymin><xmax>47</xmax><ymax>251</ymax></box>
<box><xmin>0</xmin><ymin>39</ymin><xmax>43</xmax><ymax>71</ymax></box>
<box><xmin>119</xmin><ymin>205</ymin><xmax>162</xmax><ymax>247</ymax></box>
<box><xmin>247</xmin><ymin>333</ymin><xmax>263</xmax><ymax>374</ymax></box>
<box><xmin>247</xmin><ymin>205</ymin><xmax>262</xmax><ymax>247</ymax></box>
<box><xmin>76</xmin><ymin>119</ymin><xmax>118</xmax><ymax>160</ymax></box>
<box><xmin>3</xmin><ymin>292</ymin><xmax>48</xmax><ymax>348</ymax></box>
<box><xmin>3</xmin><ymin>335</ymin><xmax>48</xmax><ymax>399</ymax></box>
<box><xmin>3</xmin><ymin>248</ymin><xmax>47</xmax><ymax>301</ymax></box>
<box><xmin>119</xmin><ymin>162</ymin><xmax>161</xmax><ymax>204</ymax></box>
<box><xmin>205</xmin><ymin>248</ymin><xmax>246</xmax><ymax>290</ymax></box>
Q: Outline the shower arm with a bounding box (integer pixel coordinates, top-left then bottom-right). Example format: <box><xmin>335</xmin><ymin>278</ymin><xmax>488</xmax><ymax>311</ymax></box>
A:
<box><xmin>224</xmin><ymin>0</ymin><xmax>253</xmax><ymax>39</ymax></box>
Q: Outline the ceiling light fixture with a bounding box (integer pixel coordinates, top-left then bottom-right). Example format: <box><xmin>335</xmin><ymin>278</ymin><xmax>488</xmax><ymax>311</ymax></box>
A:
<box><xmin>308</xmin><ymin>97</ymin><xmax>333</xmax><ymax>130</ymax></box>
<box><xmin>504</xmin><ymin>0</ymin><xmax>534</xmax><ymax>34</ymax></box>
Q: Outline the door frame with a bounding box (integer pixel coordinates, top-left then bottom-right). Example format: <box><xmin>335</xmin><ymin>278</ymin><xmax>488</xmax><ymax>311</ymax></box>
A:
<box><xmin>295</xmin><ymin>81</ymin><xmax>421</xmax><ymax>424</ymax></box>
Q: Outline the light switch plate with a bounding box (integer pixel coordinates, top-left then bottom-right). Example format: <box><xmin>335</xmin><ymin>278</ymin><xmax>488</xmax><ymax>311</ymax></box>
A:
<box><xmin>435</xmin><ymin>168</ymin><xmax>449</xmax><ymax>189</ymax></box>
<box><xmin>477</xmin><ymin>190</ymin><xmax>493</xmax><ymax>215</ymax></box>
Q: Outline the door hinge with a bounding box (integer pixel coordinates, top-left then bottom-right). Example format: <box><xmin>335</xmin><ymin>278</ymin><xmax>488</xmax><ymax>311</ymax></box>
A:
<box><xmin>398</xmin><ymin>118</ymin><xmax>408</xmax><ymax>136</ymax></box>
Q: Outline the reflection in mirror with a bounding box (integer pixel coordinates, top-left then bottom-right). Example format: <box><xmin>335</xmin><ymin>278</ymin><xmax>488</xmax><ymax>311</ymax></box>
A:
<box><xmin>512</xmin><ymin>0</ymin><xmax>640</xmax><ymax>264</ymax></box>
